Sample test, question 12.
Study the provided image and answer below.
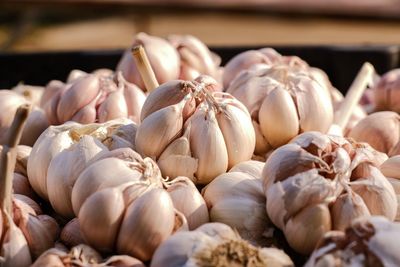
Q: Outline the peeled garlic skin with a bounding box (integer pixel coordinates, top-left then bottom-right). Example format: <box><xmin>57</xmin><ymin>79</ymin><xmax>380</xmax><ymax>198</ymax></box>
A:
<box><xmin>374</xmin><ymin>68</ymin><xmax>400</xmax><ymax>113</ymax></box>
<box><xmin>349</xmin><ymin>111</ymin><xmax>400</xmax><ymax>154</ymax></box>
<box><xmin>116</xmin><ymin>32</ymin><xmax>180</xmax><ymax>90</ymax></box>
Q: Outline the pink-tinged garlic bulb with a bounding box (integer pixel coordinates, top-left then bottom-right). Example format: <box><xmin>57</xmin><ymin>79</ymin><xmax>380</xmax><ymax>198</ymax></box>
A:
<box><xmin>263</xmin><ymin>131</ymin><xmax>397</xmax><ymax>254</ymax></box>
<box><xmin>117</xmin><ymin>32</ymin><xmax>180</xmax><ymax>90</ymax></box>
<box><xmin>31</xmin><ymin>244</ymin><xmax>145</xmax><ymax>267</ymax></box>
<box><xmin>44</xmin><ymin>71</ymin><xmax>145</xmax><ymax>125</ymax></box>
<box><xmin>226</xmin><ymin>65</ymin><xmax>333</xmax><ymax>156</ymax></box>
<box><xmin>373</xmin><ymin>68</ymin><xmax>400</xmax><ymax>113</ymax></box>
<box><xmin>222</xmin><ymin>48</ymin><xmax>282</xmax><ymax>88</ymax></box>
<box><xmin>168</xmin><ymin>34</ymin><xmax>222</xmax><ymax>83</ymax></box>
<box><xmin>136</xmin><ymin>75</ymin><xmax>255</xmax><ymax>184</ymax></box>
<box><xmin>305</xmin><ymin>216</ymin><xmax>400</xmax><ymax>267</ymax></box>
<box><xmin>0</xmin><ymin>90</ymin><xmax>49</xmax><ymax>146</ymax></box>
<box><xmin>151</xmin><ymin>222</ymin><xmax>294</xmax><ymax>267</ymax></box>
<box><xmin>12</xmin><ymin>195</ymin><xmax>60</xmax><ymax>259</ymax></box>
<box><xmin>349</xmin><ymin>111</ymin><xmax>400</xmax><ymax>156</ymax></box>
<box><xmin>27</xmin><ymin>118</ymin><xmax>136</xmax><ymax>216</ymax></box>
<box><xmin>202</xmin><ymin>160</ymin><xmax>275</xmax><ymax>247</ymax></box>
<box><xmin>71</xmin><ymin>148</ymin><xmax>186</xmax><ymax>261</ymax></box>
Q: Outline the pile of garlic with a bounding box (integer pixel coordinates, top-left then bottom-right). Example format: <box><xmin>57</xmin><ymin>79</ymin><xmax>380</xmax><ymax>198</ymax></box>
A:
<box><xmin>1</xmin><ymin>32</ymin><xmax>400</xmax><ymax>267</ymax></box>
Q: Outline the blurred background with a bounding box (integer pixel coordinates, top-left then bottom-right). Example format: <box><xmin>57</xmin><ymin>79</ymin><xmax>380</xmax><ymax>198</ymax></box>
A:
<box><xmin>1</xmin><ymin>0</ymin><xmax>400</xmax><ymax>51</ymax></box>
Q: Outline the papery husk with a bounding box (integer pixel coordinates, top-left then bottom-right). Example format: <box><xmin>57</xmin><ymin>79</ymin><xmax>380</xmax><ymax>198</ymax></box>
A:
<box><xmin>166</xmin><ymin>176</ymin><xmax>209</xmax><ymax>230</ymax></box>
<box><xmin>151</xmin><ymin>222</ymin><xmax>294</xmax><ymax>267</ymax></box>
<box><xmin>305</xmin><ymin>216</ymin><xmax>400</xmax><ymax>267</ymax></box>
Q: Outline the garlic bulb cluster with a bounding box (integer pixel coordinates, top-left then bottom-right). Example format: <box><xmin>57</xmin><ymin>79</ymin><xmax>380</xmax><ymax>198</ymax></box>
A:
<box><xmin>263</xmin><ymin>131</ymin><xmax>397</xmax><ymax>254</ymax></box>
<box><xmin>151</xmin><ymin>222</ymin><xmax>294</xmax><ymax>267</ymax></box>
<box><xmin>168</xmin><ymin>34</ymin><xmax>222</xmax><ymax>82</ymax></box>
<box><xmin>44</xmin><ymin>71</ymin><xmax>145</xmax><ymax>124</ymax></box>
<box><xmin>380</xmin><ymin>156</ymin><xmax>400</xmax><ymax>221</ymax></box>
<box><xmin>117</xmin><ymin>32</ymin><xmax>180</xmax><ymax>90</ymax></box>
<box><xmin>12</xmin><ymin>195</ymin><xmax>60</xmax><ymax>259</ymax></box>
<box><xmin>202</xmin><ymin>160</ymin><xmax>274</xmax><ymax>246</ymax></box>
<box><xmin>349</xmin><ymin>111</ymin><xmax>400</xmax><ymax>156</ymax></box>
<box><xmin>72</xmin><ymin>148</ymin><xmax>184</xmax><ymax>261</ymax></box>
<box><xmin>305</xmin><ymin>216</ymin><xmax>400</xmax><ymax>267</ymax></box>
<box><xmin>0</xmin><ymin>90</ymin><xmax>49</xmax><ymax>146</ymax></box>
<box><xmin>136</xmin><ymin>76</ymin><xmax>255</xmax><ymax>184</ymax></box>
<box><xmin>226</xmin><ymin>65</ymin><xmax>333</xmax><ymax>155</ymax></box>
<box><xmin>32</xmin><ymin>244</ymin><xmax>145</xmax><ymax>267</ymax></box>
<box><xmin>373</xmin><ymin>68</ymin><xmax>400</xmax><ymax>112</ymax></box>
<box><xmin>27</xmin><ymin>118</ymin><xmax>137</xmax><ymax>218</ymax></box>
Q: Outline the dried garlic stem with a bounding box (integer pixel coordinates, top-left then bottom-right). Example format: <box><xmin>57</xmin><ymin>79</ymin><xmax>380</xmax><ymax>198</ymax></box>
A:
<box><xmin>131</xmin><ymin>45</ymin><xmax>159</xmax><ymax>92</ymax></box>
<box><xmin>334</xmin><ymin>62</ymin><xmax>374</xmax><ymax>129</ymax></box>
<box><xmin>0</xmin><ymin>104</ymin><xmax>31</xmax><ymax>214</ymax></box>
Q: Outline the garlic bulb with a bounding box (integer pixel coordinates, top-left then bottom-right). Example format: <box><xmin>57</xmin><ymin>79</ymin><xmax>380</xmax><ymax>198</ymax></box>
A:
<box><xmin>168</xmin><ymin>34</ymin><xmax>222</xmax><ymax>82</ymax></box>
<box><xmin>263</xmin><ymin>131</ymin><xmax>397</xmax><ymax>254</ymax></box>
<box><xmin>32</xmin><ymin>244</ymin><xmax>145</xmax><ymax>267</ymax></box>
<box><xmin>202</xmin><ymin>160</ymin><xmax>275</xmax><ymax>247</ymax></box>
<box><xmin>373</xmin><ymin>68</ymin><xmax>400</xmax><ymax>112</ymax></box>
<box><xmin>380</xmin><ymin>155</ymin><xmax>400</xmax><ymax>221</ymax></box>
<box><xmin>0</xmin><ymin>90</ymin><xmax>49</xmax><ymax>146</ymax></box>
<box><xmin>222</xmin><ymin>48</ymin><xmax>281</xmax><ymax>88</ymax></box>
<box><xmin>305</xmin><ymin>216</ymin><xmax>400</xmax><ymax>267</ymax></box>
<box><xmin>136</xmin><ymin>75</ymin><xmax>255</xmax><ymax>184</ymax></box>
<box><xmin>349</xmin><ymin>111</ymin><xmax>400</xmax><ymax>155</ymax></box>
<box><xmin>72</xmin><ymin>148</ymin><xmax>185</xmax><ymax>261</ymax></box>
<box><xmin>226</xmin><ymin>65</ymin><xmax>333</xmax><ymax>155</ymax></box>
<box><xmin>165</xmin><ymin>176</ymin><xmax>209</xmax><ymax>230</ymax></box>
<box><xmin>44</xmin><ymin>71</ymin><xmax>145</xmax><ymax>124</ymax></box>
<box><xmin>117</xmin><ymin>32</ymin><xmax>180</xmax><ymax>90</ymax></box>
<box><xmin>12</xmin><ymin>195</ymin><xmax>60</xmax><ymax>259</ymax></box>
<box><xmin>151</xmin><ymin>222</ymin><xmax>294</xmax><ymax>267</ymax></box>
<box><xmin>27</xmin><ymin>118</ymin><xmax>136</xmax><ymax>204</ymax></box>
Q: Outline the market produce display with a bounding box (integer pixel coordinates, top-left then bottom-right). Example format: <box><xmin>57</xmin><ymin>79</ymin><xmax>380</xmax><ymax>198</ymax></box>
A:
<box><xmin>0</xmin><ymin>32</ymin><xmax>399</xmax><ymax>267</ymax></box>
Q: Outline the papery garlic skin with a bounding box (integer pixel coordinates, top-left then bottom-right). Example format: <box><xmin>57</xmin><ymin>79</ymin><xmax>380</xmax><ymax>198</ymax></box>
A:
<box><xmin>151</xmin><ymin>222</ymin><xmax>294</xmax><ymax>267</ymax></box>
<box><xmin>305</xmin><ymin>216</ymin><xmax>400</xmax><ymax>267</ymax></box>
<box><xmin>136</xmin><ymin>77</ymin><xmax>255</xmax><ymax>184</ymax></box>
<box><xmin>202</xmin><ymin>160</ymin><xmax>274</xmax><ymax>247</ymax></box>
<box><xmin>349</xmin><ymin>111</ymin><xmax>400</xmax><ymax>155</ymax></box>
<box><xmin>117</xmin><ymin>32</ymin><xmax>180</xmax><ymax>90</ymax></box>
<box><xmin>262</xmin><ymin>131</ymin><xmax>397</xmax><ymax>254</ymax></box>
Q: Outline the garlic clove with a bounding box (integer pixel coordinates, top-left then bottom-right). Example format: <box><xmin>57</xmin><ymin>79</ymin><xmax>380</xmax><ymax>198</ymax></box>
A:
<box><xmin>331</xmin><ymin>192</ymin><xmax>371</xmax><ymax>231</ymax></box>
<box><xmin>284</xmin><ymin>204</ymin><xmax>331</xmax><ymax>255</ymax></box>
<box><xmin>258</xmin><ymin>87</ymin><xmax>300</xmax><ymax>148</ymax></box>
<box><xmin>380</xmin><ymin>155</ymin><xmax>400</xmax><ymax>180</ymax></box>
<box><xmin>47</xmin><ymin>135</ymin><xmax>108</xmax><ymax>218</ymax></box>
<box><xmin>116</xmin><ymin>188</ymin><xmax>176</xmax><ymax>261</ymax></box>
<box><xmin>188</xmin><ymin>108</ymin><xmax>228</xmax><ymax>184</ymax></box>
<box><xmin>295</xmin><ymin>77</ymin><xmax>333</xmax><ymax>133</ymax></box>
<box><xmin>41</xmin><ymin>80</ymin><xmax>65</xmax><ymax>109</ymax></box>
<box><xmin>14</xmin><ymin>145</ymin><xmax>31</xmax><ymax>177</ymax></box>
<box><xmin>56</xmin><ymin>74</ymin><xmax>100</xmax><ymax>123</ymax></box>
<box><xmin>158</xmin><ymin>135</ymin><xmax>198</xmax><ymax>180</ymax></box>
<box><xmin>135</xmin><ymin>101</ymin><xmax>185</xmax><ymax>159</ymax></box>
<box><xmin>67</xmin><ymin>69</ymin><xmax>88</xmax><ymax>83</ymax></box>
<box><xmin>13</xmin><ymin>173</ymin><xmax>37</xmax><ymax>200</ymax></box>
<box><xmin>98</xmin><ymin>87</ymin><xmax>128</xmax><ymax>123</ymax></box>
<box><xmin>79</xmin><ymin>187</ymin><xmax>126</xmax><ymax>253</ymax></box>
<box><xmin>252</xmin><ymin>120</ymin><xmax>272</xmax><ymax>156</ymax></box>
<box><xmin>60</xmin><ymin>218</ymin><xmax>86</xmax><ymax>248</ymax></box>
<box><xmin>167</xmin><ymin>176</ymin><xmax>209</xmax><ymax>230</ymax></box>
<box><xmin>102</xmin><ymin>255</ymin><xmax>145</xmax><ymax>267</ymax></box>
<box><xmin>350</xmin><ymin>166</ymin><xmax>398</xmax><ymax>220</ymax></box>
<box><xmin>229</xmin><ymin>160</ymin><xmax>264</xmax><ymax>178</ymax></box>
<box><xmin>70</xmin><ymin>95</ymin><xmax>98</xmax><ymax>124</ymax></box>
<box><xmin>14</xmin><ymin>194</ymin><xmax>42</xmax><ymax>215</ymax></box>
<box><xmin>20</xmin><ymin>108</ymin><xmax>49</xmax><ymax>146</ymax></box>
<box><xmin>216</xmin><ymin>101</ymin><xmax>256</xmax><ymax>168</ymax></box>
